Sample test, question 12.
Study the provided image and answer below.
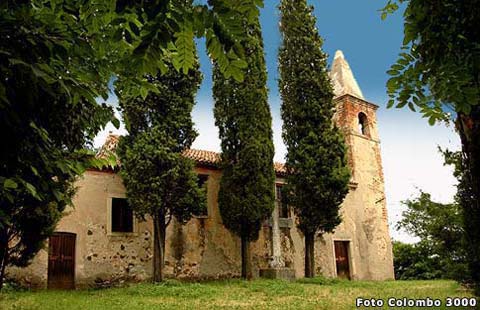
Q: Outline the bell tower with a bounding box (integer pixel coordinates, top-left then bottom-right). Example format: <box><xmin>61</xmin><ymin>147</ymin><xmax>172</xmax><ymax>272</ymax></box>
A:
<box><xmin>328</xmin><ymin>50</ymin><xmax>394</xmax><ymax>280</ymax></box>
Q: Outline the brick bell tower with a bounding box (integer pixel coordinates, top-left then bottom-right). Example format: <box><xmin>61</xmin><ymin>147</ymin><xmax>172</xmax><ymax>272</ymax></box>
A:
<box><xmin>329</xmin><ymin>51</ymin><xmax>394</xmax><ymax>280</ymax></box>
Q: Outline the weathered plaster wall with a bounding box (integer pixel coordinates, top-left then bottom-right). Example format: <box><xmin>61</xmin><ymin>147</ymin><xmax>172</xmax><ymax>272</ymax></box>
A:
<box><xmin>162</xmin><ymin>167</ymin><xmax>271</xmax><ymax>279</ymax></box>
<box><xmin>7</xmin><ymin>95</ymin><xmax>394</xmax><ymax>287</ymax></box>
<box><xmin>333</xmin><ymin>95</ymin><xmax>394</xmax><ymax>280</ymax></box>
<box><xmin>6</xmin><ymin>170</ymin><xmax>155</xmax><ymax>288</ymax></box>
<box><xmin>7</xmin><ymin>168</ymin><xmax>271</xmax><ymax>288</ymax></box>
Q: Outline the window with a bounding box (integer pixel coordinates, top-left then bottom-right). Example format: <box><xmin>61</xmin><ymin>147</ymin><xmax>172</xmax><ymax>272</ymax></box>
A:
<box><xmin>111</xmin><ymin>198</ymin><xmax>134</xmax><ymax>233</ymax></box>
<box><xmin>196</xmin><ymin>174</ymin><xmax>209</xmax><ymax>217</ymax></box>
<box><xmin>275</xmin><ymin>184</ymin><xmax>290</xmax><ymax>219</ymax></box>
<box><xmin>197</xmin><ymin>174</ymin><xmax>209</xmax><ymax>189</ymax></box>
<box><xmin>358</xmin><ymin>112</ymin><xmax>369</xmax><ymax>136</ymax></box>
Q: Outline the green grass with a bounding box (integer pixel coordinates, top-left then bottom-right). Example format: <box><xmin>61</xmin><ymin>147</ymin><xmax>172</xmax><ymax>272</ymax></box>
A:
<box><xmin>0</xmin><ymin>278</ymin><xmax>476</xmax><ymax>310</ymax></box>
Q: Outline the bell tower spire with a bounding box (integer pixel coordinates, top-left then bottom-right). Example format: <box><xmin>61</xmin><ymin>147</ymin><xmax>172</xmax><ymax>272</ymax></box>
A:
<box><xmin>330</xmin><ymin>50</ymin><xmax>364</xmax><ymax>100</ymax></box>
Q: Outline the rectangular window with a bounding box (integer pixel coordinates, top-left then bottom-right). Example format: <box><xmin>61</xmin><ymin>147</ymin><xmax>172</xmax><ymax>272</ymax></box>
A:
<box><xmin>111</xmin><ymin>198</ymin><xmax>133</xmax><ymax>233</ymax></box>
<box><xmin>196</xmin><ymin>174</ymin><xmax>209</xmax><ymax>217</ymax></box>
<box><xmin>275</xmin><ymin>184</ymin><xmax>290</xmax><ymax>219</ymax></box>
<box><xmin>197</xmin><ymin>174</ymin><xmax>209</xmax><ymax>189</ymax></box>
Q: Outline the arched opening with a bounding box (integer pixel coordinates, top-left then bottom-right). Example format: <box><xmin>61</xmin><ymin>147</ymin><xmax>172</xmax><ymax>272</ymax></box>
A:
<box><xmin>358</xmin><ymin>112</ymin><xmax>369</xmax><ymax>136</ymax></box>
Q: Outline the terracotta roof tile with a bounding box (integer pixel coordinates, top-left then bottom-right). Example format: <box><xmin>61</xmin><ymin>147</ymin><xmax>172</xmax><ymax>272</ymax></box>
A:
<box><xmin>182</xmin><ymin>149</ymin><xmax>221</xmax><ymax>166</ymax></box>
<box><xmin>274</xmin><ymin>162</ymin><xmax>287</xmax><ymax>175</ymax></box>
<box><xmin>96</xmin><ymin>134</ymin><xmax>286</xmax><ymax>175</ymax></box>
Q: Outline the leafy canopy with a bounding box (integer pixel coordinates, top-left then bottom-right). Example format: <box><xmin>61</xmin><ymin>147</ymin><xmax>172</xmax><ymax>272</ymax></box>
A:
<box><xmin>113</xmin><ymin>0</ymin><xmax>261</xmax><ymax>100</ymax></box>
<box><xmin>381</xmin><ymin>0</ymin><xmax>480</xmax><ymax>293</ymax></box>
<box><xmin>117</xmin><ymin>64</ymin><xmax>206</xmax><ymax>225</ymax></box>
<box><xmin>393</xmin><ymin>241</ymin><xmax>446</xmax><ymax>280</ymax></box>
<box><xmin>0</xmin><ymin>0</ymin><xmax>116</xmax><ymax>280</ymax></box>
<box><xmin>381</xmin><ymin>0</ymin><xmax>480</xmax><ymax>124</ymax></box>
<box><xmin>393</xmin><ymin>149</ymin><xmax>470</xmax><ymax>281</ymax></box>
<box><xmin>396</xmin><ymin>191</ymin><xmax>468</xmax><ymax>280</ymax></box>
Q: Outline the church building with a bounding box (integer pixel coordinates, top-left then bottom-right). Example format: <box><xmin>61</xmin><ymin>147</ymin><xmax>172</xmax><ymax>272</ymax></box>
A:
<box><xmin>7</xmin><ymin>51</ymin><xmax>394</xmax><ymax>289</ymax></box>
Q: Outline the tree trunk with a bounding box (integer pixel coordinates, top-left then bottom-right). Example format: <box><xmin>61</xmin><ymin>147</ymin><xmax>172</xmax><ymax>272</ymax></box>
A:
<box><xmin>304</xmin><ymin>232</ymin><xmax>315</xmax><ymax>278</ymax></box>
<box><xmin>241</xmin><ymin>235</ymin><xmax>252</xmax><ymax>279</ymax></box>
<box><xmin>0</xmin><ymin>229</ymin><xmax>9</xmax><ymax>291</ymax></box>
<box><xmin>153</xmin><ymin>214</ymin><xmax>165</xmax><ymax>283</ymax></box>
<box><xmin>161</xmin><ymin>219</ymin><xmax>166</xmax><ymax>270</ymax></box>
<box><xmin>457</xmin><ymin>107</ymin><xmax>480</xmax><ymax>294</ymax></box>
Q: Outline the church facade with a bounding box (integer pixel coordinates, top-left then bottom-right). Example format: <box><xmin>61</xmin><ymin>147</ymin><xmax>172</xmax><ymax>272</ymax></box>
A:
<box><xmin>7</xmin><ymin>51</ymin><xmax>394</xmax><ymax>289</ymax></box>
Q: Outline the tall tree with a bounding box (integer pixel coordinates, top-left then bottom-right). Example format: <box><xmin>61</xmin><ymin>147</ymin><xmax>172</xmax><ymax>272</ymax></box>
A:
<box><xmin>0</xmin><ymin>1</ymin><xmax>116</xmax><ymax>289</ymax></box>
<box><xmin>117</xmin><ymin>57</ymin><xmax>205</xmax><ymax>282</ymax></box>
<box><xmin>0</xmin><ymin>0</ymin><xmax>261</xmax><ymax>288</ymax></box>
<box><xmin>381</xmin><ymin>0</ymin><xmax>480</xmax><ymax>293</ymax></box>
<box><xmin>278</xmin><ymin>0</ymin><xmax>351</xmax><ymax>278</ymax></box>
<box><xmin>212</xmin><ymin>10</ymin><xmax>275</xmax><ymax>279</ymax></box>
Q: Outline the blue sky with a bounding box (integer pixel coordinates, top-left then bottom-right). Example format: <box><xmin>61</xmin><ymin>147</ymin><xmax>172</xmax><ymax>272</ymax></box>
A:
<box><xmin>95</xmin><ymin>0</ymin><xmax>461</xmax><ymax>243</ymax></box>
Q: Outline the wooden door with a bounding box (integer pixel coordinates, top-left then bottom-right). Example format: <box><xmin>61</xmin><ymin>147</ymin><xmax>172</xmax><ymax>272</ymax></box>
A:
<box><xmin>334</xmin><ymin>241</ymin><xmax>351</xmax><ymax>280</ymax></box>
<box><xmin>48</xmin><ymin>232</ymin><xmax>76</xmax><ymax>289</ymax></box>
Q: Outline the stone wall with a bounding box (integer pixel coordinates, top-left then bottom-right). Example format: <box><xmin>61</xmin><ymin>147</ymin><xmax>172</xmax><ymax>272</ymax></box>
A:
<box><xmin>6</xmin><ymin>170</ymin><xmax>155</xmax><ymax>288</ymax></box>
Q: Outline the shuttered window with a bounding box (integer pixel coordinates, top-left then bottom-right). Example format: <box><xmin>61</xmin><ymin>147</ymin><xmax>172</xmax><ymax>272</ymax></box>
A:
<box><xmin>111</xmin><ymin>198</ymin><xmax>133</xmax><ymax>233</ymax></box>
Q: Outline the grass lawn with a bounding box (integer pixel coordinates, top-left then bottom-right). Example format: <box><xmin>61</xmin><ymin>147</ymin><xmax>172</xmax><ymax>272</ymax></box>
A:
<box><xmin>0</xmin><ymin>278</ymin><xmax>476</xmax><ymax>310</ymax></box>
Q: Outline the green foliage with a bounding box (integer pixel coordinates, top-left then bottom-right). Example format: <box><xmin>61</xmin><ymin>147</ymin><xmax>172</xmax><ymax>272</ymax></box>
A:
<box><xmin>117</xmin><ymin>62</ymin><xmax>206</xmax><ymax>220</ymax></box>
<box><xmin>0</xmin><ymin>0</ymin><xmax>263</xmax><ymax>107</ymax></box>
<box><xmin>382</xmin><ymin>0</ymin><xmax>479</xmax><ymax>123</ymax></box>
<box><xmin>113</xmin><ymin>0</ymin><xmax>263</xmax><ymax>100</ymax></box>
<box><xmin>118</xmin><ymin>131</ymin><xmax>206</xmax><ymax>224</ymax></box>
<box><xmin>212</xmin><ymin>8</ymin><xmax>275</xmax><ymax>275</ymax></box>
<box><xmin>278</xmin><ymin>0</ymin><xmax>351</xmax><ymax>236</ymax></box>
<box><xmin>393</xmin><ymin>241</ymin><xmax>445</xmax><ymax>280</ymax></box>
<box><xmin>443</xmin><ymin>148</ymin><xmax>480</xmax><ymax>291</ymax></box>
<box><xmin>395</xmin><ymin>191</ymin><xmax>468</xmax><ymax>281</ymax></box>
<box><xmin>0</xmin><ymin>0</ymin><xmax>118</xmax><ymax>288</ymax></box>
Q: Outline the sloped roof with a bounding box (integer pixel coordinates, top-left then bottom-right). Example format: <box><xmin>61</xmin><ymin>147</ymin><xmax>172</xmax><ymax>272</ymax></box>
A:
<box><xmin>329</xmin><ymin>50</ymin><xmax>365</xmax><ymax>100</ymax></box>
<box><xmin>96</xmin><ymin>134</ymin><xmax>287</xmax><ymax>176</ymax></box>
<box><xmin>182</xmin><ymin>149</ymin><xmax>221</xmax><ymax>166</ymax></box>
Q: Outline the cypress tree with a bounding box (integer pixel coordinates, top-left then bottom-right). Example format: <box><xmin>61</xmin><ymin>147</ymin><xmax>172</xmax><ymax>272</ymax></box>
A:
<box><xmin>212</xmin><ymin>16</ymin><xmax>275</xmax><ymax>279</ymax></box>
<box><xmin>117</xmin><ymin>56</ymin><xmax>205</xmax><ymax>282</ymax></box>
<box><xmin>278</xmin><ymin>0</ymin><xmax>351</xmax><ymax>278</ymax></box>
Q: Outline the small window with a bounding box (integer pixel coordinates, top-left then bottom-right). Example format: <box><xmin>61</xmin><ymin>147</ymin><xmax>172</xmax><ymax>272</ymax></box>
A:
<box><xmin>197</xmin><ymin>174</ymin><xmax>209</xmax><ymax>189</ymax></box>
<box><xmin>275</xmin><ymin>185</ymin><xmax>290</xmax><ymax>219</ymax></box>
<box><xmin>358</xmin><ymin>112</ymin><xmax>369</xmax><ymax>136</ymax></box>
<box><xmin>111</xmin><ymin>198</ymin><xmax>134</xmax><ymax>233</ymax></box>
<box><xmin>197</xmin><ymin>174</ymin><xmax>209</xmax><ymax>217</ymax></box>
